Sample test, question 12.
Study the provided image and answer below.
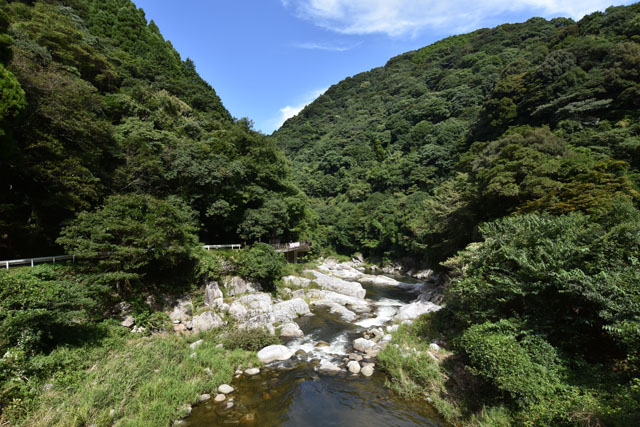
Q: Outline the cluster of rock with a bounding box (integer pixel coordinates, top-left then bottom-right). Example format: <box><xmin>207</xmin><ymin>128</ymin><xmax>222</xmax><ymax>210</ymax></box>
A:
<box><xmin>314</xmin><ymin>327</ymin><xmax>392</xmax><ymax>377</ymax></box>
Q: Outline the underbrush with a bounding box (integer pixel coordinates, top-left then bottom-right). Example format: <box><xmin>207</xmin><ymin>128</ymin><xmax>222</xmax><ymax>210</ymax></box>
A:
<box><xmin>379</xmin><ymin>312</ymin><xmax>640</xmax><ymax>426</ymax></box>
<box><xmin>222</xmin><ymin>327</ymin><xmax>280</xmax><ymax>352</ymax></box>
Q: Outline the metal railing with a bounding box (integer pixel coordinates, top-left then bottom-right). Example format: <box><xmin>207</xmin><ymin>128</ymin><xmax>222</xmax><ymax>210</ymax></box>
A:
<box><xmin>1</xmin><ymin>241</ymin><xmax>312</xmax><ymax>270</ymax></box>
<box><xmin>2</xmin><ymin>255</ymin><xmax>75</xmax><ymax>270</ymax></box>
<box><xmin>272</xmin><ymin>241</ymin><xmax>312</xmax><ymax>252</ymax></box>
<box><xmin>202</xmin><ymin>244</ymin><xmax>242</xmax><ymax>250</ymax></box>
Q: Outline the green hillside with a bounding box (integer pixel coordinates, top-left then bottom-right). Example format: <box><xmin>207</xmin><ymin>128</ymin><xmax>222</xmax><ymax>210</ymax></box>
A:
<box><xmin>275</xmin><ymin>5</ymin><xmax>640</xmax><ymax>424</ymax></box>
<box><xmin>0</xmin><ymin>0</ymin><xmax>307</xmax><ymax>259</ymax></box>
<box><xmin>275</xmin><ymin>4</ymin><xmax>640</xmax><ymax>264</ymax></box>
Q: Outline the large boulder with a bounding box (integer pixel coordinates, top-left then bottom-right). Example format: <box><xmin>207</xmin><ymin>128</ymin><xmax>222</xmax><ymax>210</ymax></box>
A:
<box><xmin>318</xmin><ymin>360</ymin><xmax>341</xmax><ymax>374</ymax></box>
<box><xmin>357</xmin><ymin>274</ymin><xmax>399</xmax><ymax>287</ymax></box>
<box><xmin>283</xmin><ymin>276</ymin><xmax>311</xmax><ymax>288</ymax></box>
<box><xmin>192</xmin><ymin>311</ymin><xmax>223</xmax><ymax>333</ymax></box>
<box><xmin>204</xmin><ymin>281</ymin><xmax>224</xmax><ymax>308</ymax></box>
<box><xmin>257</xmin><ymin>345</ymin><xmax>294</xmax><ymax>364</ymax></box>
<box><xmin>318</xmin><ymin>260</ymin><xmax>364</xmax><ymax>281</ymax></box>
<box><xmin>311</xmin><ymin>300</ymin><xmax>357</xmax><ymax>322</ymax></box>
<box><xmin>229</xmin><ymin>293</ymin><xmax>274</xmax><ymax>322</ymax></box>
<box><xmin>394</xmin><ymin>300</ymin><xmax>441</xmax><ymax>321</ymax></box>
<box><xmin>169</xmin><ymin>298</ymin><xmax>193</xmax><ymax>322</ymax></box>
<box><xmin>273</xmin><ymin>298</ymin><xmax>310</xmax><ymax>323</ymax></box>
<box><xmin>306</xmin><ymin>289</ymin><xmax>370</xmax><ymax>314</ymax></box>
<box><xmin>353</xmin><ymin>338</ymin><xmax>377</xmax><ymax>353</ymax></box>
<box><xmin>279</xmin><ymin>322</ymin><xmax>304</xmax><ymax>338</ymax></box>
<box><xmin>223</xmin><ymin>276</ymin><xmax>262</xmax><ymax>296</ymax></box>
<box><xmin>305</xmin><ymin>270</ymin><xmax>366</xmax><ymax>299</ymax></box>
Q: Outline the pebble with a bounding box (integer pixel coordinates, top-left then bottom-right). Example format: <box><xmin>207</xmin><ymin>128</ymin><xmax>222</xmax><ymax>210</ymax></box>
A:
<box><xmin>361</xmin><ymin>365</ymin><xmax>374</xmax><ymax>377</ymax></box>
<box><xmin>347</xmin><ymin>361</ymin><xmax>361</xmax><ymax>374</ymax></box>
<box><xmin>218</xmin><ymin>384</ymin><xmax>234</xmax><ymax>394</ymax></box>
<box><xmin>214</xmin><ymin>393</ymin><xmax>226</xmax><ymax>402</ymax></box>
<box><xmin>244</xmin><ymin>368</ymin><xmax>260</xmax><ymax>376</ymax></box>
<box><xmin>199</xmin><ymin>393</ymin><xmax>211</xmax><ymax>402</ymax></box>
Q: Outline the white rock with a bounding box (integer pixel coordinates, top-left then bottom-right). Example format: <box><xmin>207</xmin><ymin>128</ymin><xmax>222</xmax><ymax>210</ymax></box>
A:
<box><xmin>214</xmin><ymin>393</ymin><xmax>226</xmax><ymax>402</ymax></box>
<box><xmin>347</xmin><ymin>361</ymin><xmax>361</xmax><ymax>374</ymax></box>
<box><xmin>353</xmin><ymin>338</ymin><xmax>377</xmax><ymax>353</ymax></box>
<box><xmin>429</xmin><ymin>343</ymin><xmax>441</xmax><ymax>351</ymax></box>
<box><xmin>311</xmin><ymin>300</ymin><xmax>357</xmax><ymax>322</ymax></box>
<box><xmin>318</xmin><ymin>360</ymin><xmax>341</xmax><ymax>374</ymax></box>
<box><xmin>244</xmin><ymin>368</ymin><xmax>260</xmax><ymax>376</ymax></box>
<box><xmin>273</xmin><ymin>298</ymin><xmax>310</xmax><ymax>322</ymax></box>
<box><xmin>361</xmin><ymin>365</ymin><xmax>374</xmax><ymax>377</ymax></box>
<box><xmin>223</xmin><ymin>276</ymin><xmax>262</xmax><ymax>296</ymax></box>
<box><xmin>199</xmin><ymin>394</ymin><xmax>211</xmax><ymax>402</ymax></box>
<box><xmin>394</xmin><ymin>301</ymin><xmax>441</xmax><ymax>321</ymax></box>
<box><xmin>121</xmin><ymin>315</ymin><xmax>135</xmax><ymax>328</ymax></box>
<box><xmin>189</xmin><ymin>339</ymin><xmax>204</xmax><ymax>350</ymax></box>
<box><xmin>257</xmin><ymin>345</ymin><xmax>294</xmax><ymax>364</ymax></box>
<box><xmin>204</xmin><ymin>281</ymin><xmax>224</xmax><ymax>308</ymax></box>
<box><xmin>386</xmin><ymin>324</ymin><xmax>399</xmax><ymax>333</ymax></box>
<box><xmin>305</xmin><ymin>270</ymin><xmax>366</xmax><ymax>298</ymax></box>
<box><xmin>218</xmin><ymin>384</ymin><xmax>234</xmax><ymax>394</ymax></box>
<box><xmin>192</xmin><ymin>311</ymin><xmax>223</xmax><ymax>333</ymax></box>
<box><xmin>357</xmin><ymin>275</ymin><xmax>399</xmax><ymax>286</ymax></box>
<box><xmin>169</xmin><ymin>298</ymin><xmax>193</xmax><ymax>322</ymax></box>
<box><xmin>283</xmin><ymin>276</ymin><xmax>311</xmax><ymax>288</ymax></box>
<box><xmin>279</xmin><ymin>322</ymin><xmax>304</xmax><ymax>338</ymax></box>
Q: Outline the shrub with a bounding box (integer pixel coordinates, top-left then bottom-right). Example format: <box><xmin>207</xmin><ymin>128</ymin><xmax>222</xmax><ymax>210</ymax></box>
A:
<box><xmin>223</xmin><ymin>328</ymin><xmax>279</xmax><ymax>352</ymax></box>
<box><xmin>236</xmin><ymin>243</ymin><xmax>285</xmax><ymax>289</ymax></box>
<box><xmin>456</xmin><ymin>320</ymin><xmax>563</xmax><ymax>407</ymax></box>
<box><xmin>0</xmin><ymin>265</ymin><xmax>95</xmax><ymax>354</ymax></box>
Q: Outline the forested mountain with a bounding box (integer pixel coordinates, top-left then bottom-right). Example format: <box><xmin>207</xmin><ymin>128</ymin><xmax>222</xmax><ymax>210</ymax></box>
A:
<box><xmin>275</xmin><ymin>4</ymin><xmax>640</xmax><ymax>264</ymax></box>
<box><xmin>276</xmin><ymin>5</ymin><xmax>640</xmax><ymax>425</ymax></box>
<box><xmin>0</xmin><ymin>0</ymin><xmax>307</xmax><ymax>259</ymax></box>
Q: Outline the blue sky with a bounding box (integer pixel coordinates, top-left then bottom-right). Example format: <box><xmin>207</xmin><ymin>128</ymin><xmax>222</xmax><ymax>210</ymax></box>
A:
<box><xmin>131</xmin><ymin>0</ymin><xmax>634</xmax><ymax>134</ymax></box>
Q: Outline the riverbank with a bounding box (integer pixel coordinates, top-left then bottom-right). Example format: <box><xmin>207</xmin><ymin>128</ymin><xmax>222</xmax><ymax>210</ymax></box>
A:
<box><xmin>2</xmin><ymin>322</ymin><xmax>259</xmax><ymax>426</ymax></box>
<box><xmin>1</xmin><ymin>257</ymin><xmax>445</xmax><ymax>426</ymax></box>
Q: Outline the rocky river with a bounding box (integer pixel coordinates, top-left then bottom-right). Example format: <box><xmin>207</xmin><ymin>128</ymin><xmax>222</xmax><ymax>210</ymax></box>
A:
<box><xmin>179</xmin><ymin>259</ymin><xmax>445</xmax><ymax>426</ymax></box>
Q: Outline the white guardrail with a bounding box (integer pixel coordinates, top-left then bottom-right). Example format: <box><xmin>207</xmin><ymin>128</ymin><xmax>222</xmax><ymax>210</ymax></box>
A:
<box><xmin>202</xmin><ymin>244</ymin><xmax>242</xmax><ymax>250</ymax></box>
<box><xmin>1</xmin><ymin>242</ymin><xmax>313</xmax><ymax>270</ymax></box>
<box><xmin>2</xmin><ymin>255</ymin><xmax>75</xmax><ymax>270</ymax></box>
<box><xmin>1</xmin><ymin>245</ymin><xmax>243</xmax><ymax>270</ymax></box>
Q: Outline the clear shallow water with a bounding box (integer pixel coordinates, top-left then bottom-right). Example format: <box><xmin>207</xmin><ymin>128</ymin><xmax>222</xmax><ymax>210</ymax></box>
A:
<box><xmin>186</xmin><ymin>272</ymin><xmax>444</xmax><ymax>427</ymax></box>
<box><xmin>186</xmin><ymin>364</ymin><xmax>443</xmax><ymax>426</ymax></box>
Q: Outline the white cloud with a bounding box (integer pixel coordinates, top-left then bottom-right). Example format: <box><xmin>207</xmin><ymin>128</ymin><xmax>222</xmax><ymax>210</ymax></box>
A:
<box><xmin>293</xmin><ymin>41</ymin><xmax>355</xmax><ymax>51</ymax></box>
<box><xmin>282</xmin><ymin>0</ymin><xmax>630</xmax><ymax>37</ymax></box>
<box><xmin>276</xmin><ymin>87</ymin><xmax>328</xmax><ymax>129</ymax></box>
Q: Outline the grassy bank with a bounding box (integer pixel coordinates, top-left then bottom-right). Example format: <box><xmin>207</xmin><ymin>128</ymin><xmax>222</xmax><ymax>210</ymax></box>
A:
<box><xmin>3</xmin><ymin>322</ymin><xmax>257</xmax><ymax>426</ymax></box>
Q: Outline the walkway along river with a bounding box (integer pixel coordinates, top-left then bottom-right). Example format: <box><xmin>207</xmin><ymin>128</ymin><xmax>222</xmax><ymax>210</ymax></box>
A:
<box><xmin>186</xmin><ymin>260</ymin><xmax>446</xmax><ymax>426</ymax></box>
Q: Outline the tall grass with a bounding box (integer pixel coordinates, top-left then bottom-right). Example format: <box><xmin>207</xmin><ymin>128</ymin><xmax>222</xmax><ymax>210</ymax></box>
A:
<box><xmin>17</xmin><ymin>328</ymin><xmax>256</xmax><ymax>426</ymax></box>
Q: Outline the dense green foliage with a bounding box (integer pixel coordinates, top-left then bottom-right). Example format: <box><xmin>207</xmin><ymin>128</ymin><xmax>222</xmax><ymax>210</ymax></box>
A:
<box><xmin>56</xmin><ymin>193</ymin><xmax>199</xmax><ymax>295</ymax></box>
<box><xmin>0</xmin><ymin>265</ymin><xmax>94</xmax><ymax>355</ymax></box>
<box><xmin>237</xmin><ymin>242</ymin><xmax>286</xmax><ymax>288</ymax></box>
<box><xmin>0</xmin><ymin>0</ymin><xmax>307</xmax><ymax>258</ymax></box>
<box><xmin>275</xmin><ymin>4</ymin><xmax>640</xmax><ymax>263</ymax></box>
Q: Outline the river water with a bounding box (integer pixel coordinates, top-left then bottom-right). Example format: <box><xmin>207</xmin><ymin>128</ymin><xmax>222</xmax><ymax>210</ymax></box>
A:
<box><xmin>186</xmin><ymin>272</ymin><xmax>444</xmax><ymax>426</ymax></box>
